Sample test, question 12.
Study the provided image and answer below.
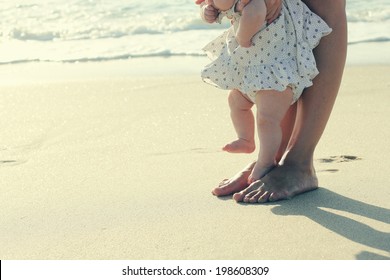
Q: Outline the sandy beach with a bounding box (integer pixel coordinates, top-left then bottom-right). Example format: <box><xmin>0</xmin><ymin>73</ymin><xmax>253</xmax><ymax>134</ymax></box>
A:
<box><xmin>1</xmin><ymin>57</ymin><xmax>389</xmax><ymax>260</ymax></box>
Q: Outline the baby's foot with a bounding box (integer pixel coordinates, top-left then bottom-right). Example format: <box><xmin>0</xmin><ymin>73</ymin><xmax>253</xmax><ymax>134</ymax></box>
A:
<box><xmin>222</xmin><ymin>138</ymin><xmax>255</xmax><ymax>153</ymax></box>
<box><xmin>248</xmin><ymin>163</ymin><xmax>275</xmax><ymax>184</ymax></box>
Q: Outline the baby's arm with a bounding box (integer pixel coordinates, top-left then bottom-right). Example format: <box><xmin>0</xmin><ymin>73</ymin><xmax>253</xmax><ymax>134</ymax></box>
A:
<box><xmin>235</xmin><ymin>0</ymin><xmax>267</xmax><ymax>47</ymax></box>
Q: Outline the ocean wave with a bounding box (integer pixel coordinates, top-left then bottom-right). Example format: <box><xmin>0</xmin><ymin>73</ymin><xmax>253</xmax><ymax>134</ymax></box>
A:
<box><xmin>1</xmin><ymin>0</ymin><xmax>389</xmax><ymax>65</ymax></box>
<box><xmin>0</xmin><ymin>52</ymin><xmax>207</xmax><ymax>65</ymax></box>
<box><xmin>3</xmin><ymin>29</ymin><xmax>60</xmax><ymax>41</ymax></box>
<box><xmin>349</xmin><ymin>37</ymin><xmax>390</xmax><ymax>45</ymax></box>
<box><xmin>1</xmin><ymin>17</ymin><xmax>221</xmax><ymax>42</ymax></box>
<box><xmin>1</xmin><ymin>28</ymin><xmax>390</xmax><ymax>66</ymax></box>
<box><xmin>347</xmin><ymin>10</ymin><xmax>390</xmax><ymax>23</ymax></box>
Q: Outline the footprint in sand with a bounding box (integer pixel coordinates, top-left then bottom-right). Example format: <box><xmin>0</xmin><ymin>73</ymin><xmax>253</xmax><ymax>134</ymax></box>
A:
<box><xmin>0</xmin><ymin>159</ymin><xmax>27</xmax><ymax>167</ymax></box>
<box><xmin>0</xmin><ymin>140</ymin><xmax>42</xmax><ymax>167</ymax></box>
<box><xmin>316</xmin><ymin>155</ymin><xmax>362</xmax><ymax>173</ymax></box>
<box><xmin>318</xmin><ymin>155</ymin><xmax>362</xmax><ymax>163</ymax></box>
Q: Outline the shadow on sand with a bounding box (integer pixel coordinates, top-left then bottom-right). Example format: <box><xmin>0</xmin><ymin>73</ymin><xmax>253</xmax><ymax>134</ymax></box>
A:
<box><xmin>269</xmin><ymin>188</ymin><xmax>390</xmax><ymax>259</ymax></box>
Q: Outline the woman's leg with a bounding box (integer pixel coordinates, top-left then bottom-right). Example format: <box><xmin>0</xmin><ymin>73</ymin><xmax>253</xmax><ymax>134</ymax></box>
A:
<box><xmin>233</xmin><ymin>0</ymin><xmax>348</xmax><ymax>203</ymax></box>
<box><xmin>212</xmin><ymin>100</ymin><xmax>296</xmax><ymax>196</ymax></box>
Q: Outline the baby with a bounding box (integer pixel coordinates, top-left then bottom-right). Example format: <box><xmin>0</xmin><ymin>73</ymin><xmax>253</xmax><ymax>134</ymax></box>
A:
<box><xmin>201</xmin><ymin>0</ymin><xmax>266</xmax><ymax>48</ymax></box>
<box><xmin>200</xmin><ymin>0</ymin><xmax>332</xmax><ymax>182</ymax></box>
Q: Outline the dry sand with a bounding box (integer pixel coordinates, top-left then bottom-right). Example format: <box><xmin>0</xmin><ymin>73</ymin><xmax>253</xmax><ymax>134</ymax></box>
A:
<box><xmin>0</xmin><ymin>59</ymin><xmax>389</xmax><ymax>259</ymax></box>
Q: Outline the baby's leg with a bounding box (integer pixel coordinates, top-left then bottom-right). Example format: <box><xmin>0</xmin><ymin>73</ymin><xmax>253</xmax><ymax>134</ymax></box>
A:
<box><xmin>248</xmin><ymin>88</ymin><xmax>294</xmax><ymax>182</ymax></box>
<box><xmin>223</xmin><ymin>89</ymin><xmax>256</xmax><ymax>153</ymax></box>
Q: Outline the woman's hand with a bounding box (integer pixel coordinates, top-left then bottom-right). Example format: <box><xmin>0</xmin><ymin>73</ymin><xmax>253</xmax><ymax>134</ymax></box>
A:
<box><xmin>264</xmin><ymin>0</ymin><xmax>282</xmax><ymax>23</ymax></box>
<box><xmin>236</xmin><ymin>0</ymin><xmax>252</xmax><ymax>13</ymax></box>
<box><xmin>236</xmin><ymin>0</ymin><xmax>282</xmax><ymax>24</ymax></box>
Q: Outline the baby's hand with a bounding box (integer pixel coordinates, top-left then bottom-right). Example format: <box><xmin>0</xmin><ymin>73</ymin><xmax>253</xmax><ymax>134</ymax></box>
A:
<box><xmin>196</xmin><ymin>0</ymin><xmax>219</xmax><ymax>23</ymax></box>
<box><xmin>202</xmin><ymin>4</ymin><xmax>219</xmax><ymax>23</ymax></box>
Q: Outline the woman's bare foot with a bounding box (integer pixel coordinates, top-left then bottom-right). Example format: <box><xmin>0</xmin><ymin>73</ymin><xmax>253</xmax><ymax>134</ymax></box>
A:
<box><xmin>248</xmin><ymin>162</ymin><xmax>275</xmax><ymax>184</ymax></box>
<box><xmin>233</xmin><ymin>163</ymin><xmax>318</xmax><ymax>203</ymax></box>
<box><xmin>222</xmin><ymin>138</ymin><xmax>255</xmax><ymax>153</ymax></box>
<box><xmin>212</xmin><ymin>162</ymin><xmax>255</xmax><ymax>196</ymax></box>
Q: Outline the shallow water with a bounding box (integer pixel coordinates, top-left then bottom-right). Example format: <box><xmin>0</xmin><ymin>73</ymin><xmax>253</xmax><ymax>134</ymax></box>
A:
<box><xmin>0</xmin><ymin>0</ymin><xmax>389</xmax><ymax>64</ymax></box>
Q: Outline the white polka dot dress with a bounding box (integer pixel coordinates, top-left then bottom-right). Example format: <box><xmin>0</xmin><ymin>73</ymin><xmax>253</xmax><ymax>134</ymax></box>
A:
<box><xmin>201</xmin><ymin>0</ymin><xmax>332</xmax><ymax>103</ymax></box>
